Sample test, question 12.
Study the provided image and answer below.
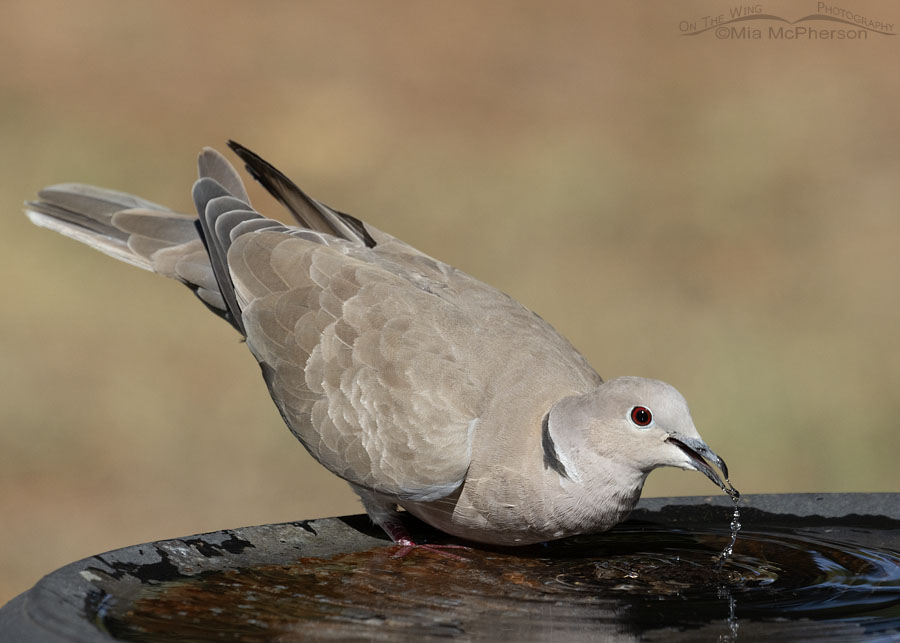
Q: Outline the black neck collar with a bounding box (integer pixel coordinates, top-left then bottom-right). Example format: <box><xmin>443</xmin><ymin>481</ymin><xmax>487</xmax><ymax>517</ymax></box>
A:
<box><xmin>541</xmin><ymin>411</ymin><xmax>570</xmax><ymax>479</ymax></box>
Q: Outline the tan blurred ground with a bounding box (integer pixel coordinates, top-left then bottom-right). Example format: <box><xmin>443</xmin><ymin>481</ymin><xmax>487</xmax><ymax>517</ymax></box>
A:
<box><xmin>2</xmin><ymin>0</ymin><xmax>899</xmax><ymax>605</ymax></box>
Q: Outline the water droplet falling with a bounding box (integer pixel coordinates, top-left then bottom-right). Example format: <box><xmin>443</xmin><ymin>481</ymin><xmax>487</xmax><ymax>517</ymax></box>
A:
<box><xmin>716</xmin><ymin>481</ymin><xmax>742</xmax><ymax>568</ymax></box>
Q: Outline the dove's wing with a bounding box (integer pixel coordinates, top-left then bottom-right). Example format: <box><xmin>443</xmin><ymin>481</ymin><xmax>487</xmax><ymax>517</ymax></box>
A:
<box><xmin>235</xmin><ymin>232</ymin><xmax>480</xmax><ymax>501</ymax></box>
<box><xmin>192</xmin><ymin>176</ymin><xmax>480</xmax><ymax>501</ymax></box>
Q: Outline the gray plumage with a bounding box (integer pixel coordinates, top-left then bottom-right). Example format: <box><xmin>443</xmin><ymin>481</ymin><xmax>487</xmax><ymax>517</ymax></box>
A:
<box><xmin>25</xmin><ymin>142</ymin><xmax>735</xmax><ymax>547</ymax></box>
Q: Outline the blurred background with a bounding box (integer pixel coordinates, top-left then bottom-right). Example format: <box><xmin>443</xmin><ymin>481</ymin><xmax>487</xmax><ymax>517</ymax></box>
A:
<box><xmin>2</xmin><ymin>0</ymin><xmax>899</xmax><ymax>604</ymax></box>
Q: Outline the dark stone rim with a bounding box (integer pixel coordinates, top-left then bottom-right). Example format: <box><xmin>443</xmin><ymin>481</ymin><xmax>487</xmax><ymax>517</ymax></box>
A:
<box><xmin>2</xmin><ymin>492</ymin><xmax>898</xmax><ymax>642</ymax></box>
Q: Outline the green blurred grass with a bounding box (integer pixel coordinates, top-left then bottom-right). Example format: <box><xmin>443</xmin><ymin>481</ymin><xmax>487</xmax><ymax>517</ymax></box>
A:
<box><xmin>2</xmin><ymin>0</ymin><xmax>899</xmax><ymax>605</ymax></box>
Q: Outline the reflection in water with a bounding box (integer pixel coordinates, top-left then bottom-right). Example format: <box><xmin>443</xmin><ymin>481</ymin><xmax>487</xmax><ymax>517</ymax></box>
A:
<box><xmin>99</xmin><ymin>523</ymin><xmax>900</xmax><ymax>642</ymax></box>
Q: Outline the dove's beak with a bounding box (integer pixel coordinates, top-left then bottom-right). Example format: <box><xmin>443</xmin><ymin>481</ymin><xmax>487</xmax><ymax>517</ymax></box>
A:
<box><xmin>666</xmin><ymin>434</ymin><xmax>736</xmax><ymax>496</ymax></box>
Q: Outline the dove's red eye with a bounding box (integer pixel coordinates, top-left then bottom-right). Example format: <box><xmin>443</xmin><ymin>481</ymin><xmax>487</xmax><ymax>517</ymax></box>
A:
<box><xmin>631</xmin><ymin>406</ymin><xmax>652</xmax><ymax>427</ymax></box>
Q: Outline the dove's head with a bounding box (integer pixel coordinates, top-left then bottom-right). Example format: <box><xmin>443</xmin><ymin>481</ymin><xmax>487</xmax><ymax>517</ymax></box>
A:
<box><xmin>544</xmin><ymin>377</ymin><xmax>733</xmax><ymax>494</ymax></box>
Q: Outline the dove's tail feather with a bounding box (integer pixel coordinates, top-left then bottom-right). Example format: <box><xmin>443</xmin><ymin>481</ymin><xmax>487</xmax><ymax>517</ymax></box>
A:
<box><xmin>24</xmin><ymin>183</ymin><xmax>234</xmax><ymax>324</ymax></box>
<box><xmin>24</xmin><ymin>143</ymin><xmax>372</xmax><ymax>333</ymax></box>
<box><xmin>26</xmin><ymin>184</ymin><xmax>171</xmax><ymax>271</ymax></box>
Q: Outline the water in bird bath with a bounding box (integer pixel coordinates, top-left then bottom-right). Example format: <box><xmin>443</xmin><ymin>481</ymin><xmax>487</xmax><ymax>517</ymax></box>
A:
<box><xmin>97</xmin><ymin>506</ymin><xmax>900</xmax><ymax>642</ymax></box>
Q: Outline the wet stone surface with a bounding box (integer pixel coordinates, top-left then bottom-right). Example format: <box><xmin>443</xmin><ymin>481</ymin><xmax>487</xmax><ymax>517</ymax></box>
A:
<box><xmin>4</xmin><ymin>495</ymin><xmax>900</xmax><ymax>642</ymax></box>
<box><xmin>95</xmin><ymin>516</ymin><xmax>900</xmax><ymax>641</ymax></box>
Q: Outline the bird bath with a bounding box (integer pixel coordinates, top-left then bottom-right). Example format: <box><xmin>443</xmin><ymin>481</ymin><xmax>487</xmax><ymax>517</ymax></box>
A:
<box><xmin>2</xmin><ymin>493</ymin><xmax>899</xmax><ymax>641</ymax></box>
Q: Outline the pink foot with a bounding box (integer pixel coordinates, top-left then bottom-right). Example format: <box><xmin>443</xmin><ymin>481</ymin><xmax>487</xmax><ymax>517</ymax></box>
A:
<box><xmin>380</xmin><ymin>518</ymin><xmax>471</xmax><ymax>560</ymax></box>
<box><xmin>390</xmin><ymin>537</ymin><xmax>470</xmax><ymax>561</ymax></box>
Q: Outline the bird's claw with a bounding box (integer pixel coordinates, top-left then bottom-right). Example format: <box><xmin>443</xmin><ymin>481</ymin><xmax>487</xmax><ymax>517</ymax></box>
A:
<box><xmin>390</xmin><ymin>538</ymin><xmax>470</xmax><ymax>561</ymax></box>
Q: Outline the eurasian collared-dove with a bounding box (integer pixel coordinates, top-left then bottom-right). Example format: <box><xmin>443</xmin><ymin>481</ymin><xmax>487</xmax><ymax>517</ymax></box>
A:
<box><xmin>25</xmin><ymin>142</ymin><xmax>736</xmax><ymax>549</ymax></box>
